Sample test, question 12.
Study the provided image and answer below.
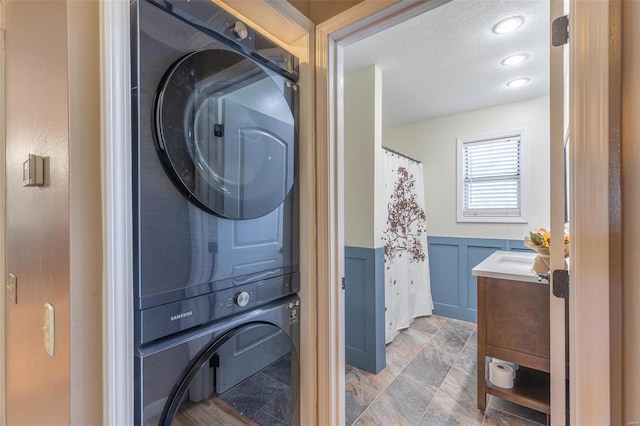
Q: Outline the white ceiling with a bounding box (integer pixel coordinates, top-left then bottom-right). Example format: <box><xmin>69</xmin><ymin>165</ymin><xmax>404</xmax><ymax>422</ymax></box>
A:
<box><xmin>343</xmin><ymin>0</ymin><xmax>550</xmax><ymax>128</ymax></box>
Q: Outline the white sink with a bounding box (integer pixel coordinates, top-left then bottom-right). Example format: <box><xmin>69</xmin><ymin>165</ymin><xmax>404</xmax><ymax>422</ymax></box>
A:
<box><xmin>472</xmin><ymin>251</ymin><xmax>541</xmax><ymax>283</ymax></box>
<box><xmin>497</xmin><ymin>255</ymin><xmax>535</xmax><ymax>264</ymax></box>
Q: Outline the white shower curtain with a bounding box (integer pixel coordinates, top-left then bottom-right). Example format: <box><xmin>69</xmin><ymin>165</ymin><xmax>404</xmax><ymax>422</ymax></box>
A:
<box><xmin>382</xmin><ymin>148</ymin><xmax>434</xmax><ymax>344</ymax></box>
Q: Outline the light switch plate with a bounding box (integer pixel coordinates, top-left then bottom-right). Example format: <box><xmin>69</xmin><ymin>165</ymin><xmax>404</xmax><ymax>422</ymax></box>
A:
<box><xmin>23</xmin><ymin>154</ymin><xmax>44</xmax><ymax>187</ymax></box>
<box><xmin>43</xmin><ymin>303</ymin><xmax>55</xmax><ymax>357</ymax></box>
<box><xmin>7</xmin><ymin>274</ymin><xmax>17</xmax><ymax>304</ymax></box>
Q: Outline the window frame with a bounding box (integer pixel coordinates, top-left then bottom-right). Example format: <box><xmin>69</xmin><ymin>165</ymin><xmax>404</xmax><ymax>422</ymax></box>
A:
<box><xmin>456</xmin><ymin>129</ymin><xmax>528</xmax><ymax>223</ymax></box>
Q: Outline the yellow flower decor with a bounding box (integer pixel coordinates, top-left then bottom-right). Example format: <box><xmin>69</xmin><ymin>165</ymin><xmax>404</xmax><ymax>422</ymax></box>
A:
<box><xmin>524</xmin><ymin>227</ymin><xmax>569</xmax><ymax>274</ymax></box>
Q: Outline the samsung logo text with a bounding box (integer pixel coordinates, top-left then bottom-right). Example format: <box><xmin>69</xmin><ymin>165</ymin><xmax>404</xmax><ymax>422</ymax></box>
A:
<box><xmin>170</xmin><ymin>311</ymin><xmax>193</xmax><ymax>321</ymax></box>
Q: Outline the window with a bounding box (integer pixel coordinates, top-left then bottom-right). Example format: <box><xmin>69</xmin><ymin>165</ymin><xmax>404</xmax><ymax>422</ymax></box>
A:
<box><xmin>457</xmin><ymin>130</ymin><xmax>527</xmax><ymax>223</ymax></box>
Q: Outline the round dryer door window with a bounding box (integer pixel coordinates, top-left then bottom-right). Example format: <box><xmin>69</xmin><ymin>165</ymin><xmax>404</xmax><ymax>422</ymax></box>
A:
<box><xmin>156</xmin><ymin>49</ymin><xmax>296</xmax><ymax>220</ymax></box>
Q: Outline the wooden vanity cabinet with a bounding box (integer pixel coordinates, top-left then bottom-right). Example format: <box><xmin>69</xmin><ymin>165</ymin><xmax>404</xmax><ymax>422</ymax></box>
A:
<box><xmin>477</xmin><ymin>276</ymin><xmax>551</xmax><ymax>414</ymax></box>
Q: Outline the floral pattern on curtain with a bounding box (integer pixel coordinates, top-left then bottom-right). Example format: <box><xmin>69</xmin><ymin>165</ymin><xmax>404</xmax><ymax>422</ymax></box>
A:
<box><xmin>382</xmin><ymin>148</ymin><xmax>434</xmax><ymax>344</ymax></box>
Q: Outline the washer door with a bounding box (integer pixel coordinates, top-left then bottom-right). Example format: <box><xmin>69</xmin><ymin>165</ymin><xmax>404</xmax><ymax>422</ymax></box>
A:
<box><xmin>156</xmin><ymin>49</ymin><xmax>296</xmax><ymax>220</ymax></box>
<box><xmin>158</xmin><ymin>322</ymin><xmax>299</xmax><ymax>425</ymax></box>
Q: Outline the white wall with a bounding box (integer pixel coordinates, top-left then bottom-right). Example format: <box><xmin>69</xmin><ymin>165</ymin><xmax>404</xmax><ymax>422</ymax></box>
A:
<box><xmin>344</xmin><ymin>66</ymin><xmax>385</xmax><ymax>248</ymax></box>
<box><xmin>384</xmin><ymin>96</ymin><xmax>550</xmax><ymax>240</ymax></box>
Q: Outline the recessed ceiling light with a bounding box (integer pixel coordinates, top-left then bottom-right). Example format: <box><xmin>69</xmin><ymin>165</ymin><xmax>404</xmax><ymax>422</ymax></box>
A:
<box><xmin>493</xmin><ymin>16</ymin><xmax>525</xmax><ymax>34</ymax></box>
<box><xmin>501</xmin><ymin>53</ymin><xmax>529</xmax><ymax>66</ymax></box>
<box><xmin>506</xmin><ymin>78</ymin><xmax>530</xmax><ymax>88</ymax></box>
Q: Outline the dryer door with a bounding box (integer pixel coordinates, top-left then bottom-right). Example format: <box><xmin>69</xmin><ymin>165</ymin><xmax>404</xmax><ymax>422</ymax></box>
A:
<box><xmin>156</xmin><ymin>49</ymin><xmax>296</xmax><ymax>220</ymax></box>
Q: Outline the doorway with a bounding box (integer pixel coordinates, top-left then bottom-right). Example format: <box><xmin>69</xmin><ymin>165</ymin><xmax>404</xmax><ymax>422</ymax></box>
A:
<box><xmin>314</xmin><ymin>0</ymin><xmax>616</xmax><ymax>425</ymax></box>
<box><xmin>341</xmin><ymin>1</ymin><xmax>551</xmax><ymax>424</ymax></box>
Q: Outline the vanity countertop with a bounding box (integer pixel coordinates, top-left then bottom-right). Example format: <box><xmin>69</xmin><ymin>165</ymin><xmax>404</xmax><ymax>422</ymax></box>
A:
<box><xmin>471</xmin><ymin>250</ymin><xmax>542</xmax><ymax>284</ymax></box>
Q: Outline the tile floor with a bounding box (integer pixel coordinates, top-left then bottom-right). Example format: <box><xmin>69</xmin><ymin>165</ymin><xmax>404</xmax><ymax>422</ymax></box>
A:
<box><xmin>345</xmin><ymin>315</ymin><xmax>550</xmax><ymax>426</ymax></box>
<box><xmin>219</xmin><ymin>352</ymin><xmax>293</xmax><ymax>424</ymax></box>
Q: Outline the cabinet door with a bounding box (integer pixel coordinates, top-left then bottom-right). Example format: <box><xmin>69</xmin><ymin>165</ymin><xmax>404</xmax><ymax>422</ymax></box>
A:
<box><xmin>483</xmin><ymin>278</ymin><xmax>550</xmax><ymax>370</ymax></box>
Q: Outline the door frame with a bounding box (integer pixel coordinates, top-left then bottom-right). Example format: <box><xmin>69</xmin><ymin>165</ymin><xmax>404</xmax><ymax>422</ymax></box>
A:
<box><xmin>100</xmin><ymin>1</ymin><xmax>134</xmax><ymax>423</ymax></box>
<box><xmin>549</xmin><ymin>0</ymin><xmax>567</xmax><ymax>421</ymax></box>
<box><xmin>0</xmin><ymin>0</ymin><xmax>6</xmax><ymax>424</ymax></box>
<box><xmin>315</xmin><ymin>0</ymin><xmax>613</xmax><ymax>424</ymax></box>
<box><xmin>567</xmin><ymin>0</ymin><xmax>616</xmax><ymax>423</ymax></box>
<box><xmin>315</xmin><ymin>3</ymin><xmax>449</xmax><ymax>423</ymax></box>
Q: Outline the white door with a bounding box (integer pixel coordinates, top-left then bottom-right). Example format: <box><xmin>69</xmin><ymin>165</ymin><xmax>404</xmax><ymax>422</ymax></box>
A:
<box><xmin>550</xmin><ymin>1</ymin><xmax>618</xmax><ymax>424</ymax></box>
<box><xmin>549</xmin><ymin>0</ymin><xmax>569</xmax><ymax>424</ymax></box>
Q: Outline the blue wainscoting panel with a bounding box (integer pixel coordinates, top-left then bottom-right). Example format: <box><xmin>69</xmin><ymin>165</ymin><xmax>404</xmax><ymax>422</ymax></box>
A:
<box><xmin>508</xmin><ymin>239</ymin><xmax>533</xmax><ymax>252</ymax></box>
<box><xmin>428</xmin><ymin>242</ymin><xmax>459</xmax><ymax>312</ymax></box>
<box><xmin>344</xmin><ymin>246</ymin><xmax>385</xmax><ymax>374</ymax></box>
<box><xmin>427</xmin><ymin>237</ymin><xmax>533</xmax><ymax>323</ymax></box>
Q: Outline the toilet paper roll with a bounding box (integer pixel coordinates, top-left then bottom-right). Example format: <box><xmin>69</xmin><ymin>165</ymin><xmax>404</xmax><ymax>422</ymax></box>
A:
<box><xmin>491</xmin><ymin>358</ymin><xmax>518</xmax><ymax>377</ymax></box>
<box><xmin>489</xmin><ymin>362</ymin><xmax>514</xmax><ymax>389</ymax></box>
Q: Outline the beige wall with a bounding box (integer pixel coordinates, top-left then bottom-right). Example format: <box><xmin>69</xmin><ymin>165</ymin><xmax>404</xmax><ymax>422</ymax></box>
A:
<box><xmin>287</xmin><ymin>0</ymin><xmax>363</xmax><ymax>23</ymax></box>
<box><xmin>5</xmin><ymin>0</ymin><xmax>102</xmax><ymax>424</ymax></box>
<box><xmin>5</xmin><ymin>1</ymin><xmax>71</xmax><ymax>424</ymax></box>
<box><xmin>383</xmin><ymin>96</ymin><xmax>550</xmax><ymax>240</ymax></box>
<box><xmin>622</xmin><ymin>0</ymin><xmax>640</xmax><ymax>422</ymax></box>
<box><xmin>344</xmin><ymin>66</ymin><xmax>385</xmax><ymax>248</ymax></box>
<box><xmin>288</xmin><ymin>0</ymin><xmax>312</xmax><ymax>19</ymax></box>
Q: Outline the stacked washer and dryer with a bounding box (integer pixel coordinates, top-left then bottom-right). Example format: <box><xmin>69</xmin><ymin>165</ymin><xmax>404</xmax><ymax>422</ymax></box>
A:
<box><xmin>130</xmin><ymin>1</ymin><xmax>301</xmax><ymax>424</ymax></box>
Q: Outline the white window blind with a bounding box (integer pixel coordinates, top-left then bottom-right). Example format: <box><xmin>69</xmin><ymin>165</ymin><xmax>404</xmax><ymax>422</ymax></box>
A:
<box><xmin>458</xmin><ymin>134</ymin><xmax>524</xmax><ymax>221</ymax></box>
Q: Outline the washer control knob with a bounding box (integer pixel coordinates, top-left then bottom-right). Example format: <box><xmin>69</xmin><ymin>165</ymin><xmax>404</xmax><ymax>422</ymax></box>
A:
<box><xmin>231</xmin><ymin>21</ymin><xmax>248</xmax><ymax>41</ymax></box>
<box><xmin>234</xmin><ymin>291</ymin><xmax>250</xmax><ymax>307</ymax></box>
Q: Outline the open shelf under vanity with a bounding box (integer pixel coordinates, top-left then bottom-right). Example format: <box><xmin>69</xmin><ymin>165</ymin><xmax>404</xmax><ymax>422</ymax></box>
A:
<box><xmin>485</xmin><ymin>365</ymin><xmax>550</xmax><ymax>414</ymax></box>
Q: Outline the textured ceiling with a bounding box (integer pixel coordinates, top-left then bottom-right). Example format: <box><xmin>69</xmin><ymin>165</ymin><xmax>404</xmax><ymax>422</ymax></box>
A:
<box><xmin>343</xmin><ymin>0</ymin><xmax>550</xmax><ymax>128</ymax></box>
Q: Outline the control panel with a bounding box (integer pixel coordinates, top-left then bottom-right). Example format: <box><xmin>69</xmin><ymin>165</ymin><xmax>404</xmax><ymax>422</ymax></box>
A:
<box><xmin>140</xmin><ymin>272</ymin><xmax>299</xmax><ymax>344</ymax></box>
